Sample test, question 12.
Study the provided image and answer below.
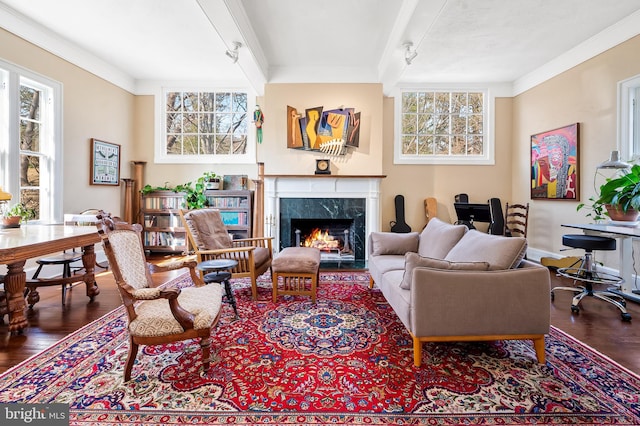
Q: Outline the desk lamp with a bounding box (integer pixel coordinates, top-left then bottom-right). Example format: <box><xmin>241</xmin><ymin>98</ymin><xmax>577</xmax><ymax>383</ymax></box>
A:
<box><xmin>597</xmin><ymin>150</ymin><xmax>629</xmax><ymax>170</ymax></box>
<box><xmin>0</xmin><ymin>186</ymin><xmax>11</xmax><ymax>216</ymax></box>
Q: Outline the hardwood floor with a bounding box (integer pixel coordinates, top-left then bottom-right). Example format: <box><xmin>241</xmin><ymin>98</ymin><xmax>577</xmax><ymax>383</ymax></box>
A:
<box><xmin>1</xmin><ymin>263</ymin><xmax>639</xmax><ymax>375</ymax></box>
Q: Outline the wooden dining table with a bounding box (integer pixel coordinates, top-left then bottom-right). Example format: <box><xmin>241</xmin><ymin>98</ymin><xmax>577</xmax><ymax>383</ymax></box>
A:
<box><xmin>0</xmin><ymin>224</ymin><xmax>101</xmax><ymax>334</ymax></box>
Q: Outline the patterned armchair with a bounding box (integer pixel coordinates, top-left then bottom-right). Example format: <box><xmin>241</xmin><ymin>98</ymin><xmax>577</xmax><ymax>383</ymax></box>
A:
<box><xmin>180</xmin><ymin>209</ymin><xmax>273</xmax><ymax>300</ymax></box>
<box><xmin>96</xmin><ymin>212</ymin><xmax>223</xmax><ymax>381</ymax></box>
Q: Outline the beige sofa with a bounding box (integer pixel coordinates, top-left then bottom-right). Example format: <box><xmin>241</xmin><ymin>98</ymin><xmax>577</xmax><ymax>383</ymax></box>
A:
<box><xmin>368</xmin><ymin>218</ymin><xmax>551</xmax><ymax>367</ymax></box>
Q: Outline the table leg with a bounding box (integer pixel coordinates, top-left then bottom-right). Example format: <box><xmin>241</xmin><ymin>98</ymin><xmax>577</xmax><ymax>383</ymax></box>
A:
<box><xmin>81</xmin><ymin>244</ymin><xmax>100</xmax><ymax>301</ymax></box>
<box><xmin>4</xmin><ymin>260</ymin><xmax>28</xmax><ymax>334</ymax></box>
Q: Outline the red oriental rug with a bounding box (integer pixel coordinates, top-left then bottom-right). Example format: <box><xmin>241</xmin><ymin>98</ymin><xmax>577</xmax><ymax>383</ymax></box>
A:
<box><xmin>1</xmin><ymin>271</ymin><xmax>639</xmax><ymax>425</ymax></box>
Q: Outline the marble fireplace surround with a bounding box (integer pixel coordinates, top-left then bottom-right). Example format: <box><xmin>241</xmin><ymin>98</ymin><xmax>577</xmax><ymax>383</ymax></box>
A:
<box><xmin>264</xmin><ymin>175</ymin><xmax>385</xmax><ymax>260</ymax></box>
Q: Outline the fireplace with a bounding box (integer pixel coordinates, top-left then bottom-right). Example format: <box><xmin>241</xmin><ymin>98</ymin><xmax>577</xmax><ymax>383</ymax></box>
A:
<box><xmin>264</xmin><ymin>175</ymin><xmax>384</xmax><ymax>262</ymax></box>
<box><xmin>280</xmin><ymin>198</ymin><xmax>365</xmax><ymax>262</ymax></box>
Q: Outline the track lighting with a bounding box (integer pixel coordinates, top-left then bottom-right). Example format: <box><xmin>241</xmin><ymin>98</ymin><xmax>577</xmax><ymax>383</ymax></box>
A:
<box><xmin>225</xmin><ymin>42</ymin><xmax>242</xmax><ymax>64</ymax></box>
<box><xmin>403</xmin><ymin>42</ymin><xmax>417</xmax><ymax>65</ymax></box>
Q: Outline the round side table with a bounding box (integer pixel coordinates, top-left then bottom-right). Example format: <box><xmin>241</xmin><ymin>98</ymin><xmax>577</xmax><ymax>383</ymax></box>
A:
<box><xmin>197</xmin><ymin>259</ymin><xmax>239</xmax><ymax>319</ymax></box>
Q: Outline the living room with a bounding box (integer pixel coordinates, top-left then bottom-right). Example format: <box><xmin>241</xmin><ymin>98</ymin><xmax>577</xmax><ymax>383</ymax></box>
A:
<box><xmin>2</xmin><ymin>1</ymin><xmax>640</xmax><ymax>424</ymax></box>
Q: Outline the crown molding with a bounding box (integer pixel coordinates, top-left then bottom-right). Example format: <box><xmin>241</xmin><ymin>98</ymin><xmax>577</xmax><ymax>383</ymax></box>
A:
<box><xmin>513</xmin><ymin>9</ymin><xmax>640</xmax><ymax>96</ymax></box>
<box><xmin>0</xmin><ymin>3</ymin><xmax>136</xmax><ymax>93</ymax></box>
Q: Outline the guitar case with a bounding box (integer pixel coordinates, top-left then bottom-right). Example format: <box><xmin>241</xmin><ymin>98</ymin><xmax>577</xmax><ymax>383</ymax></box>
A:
<box><xmin>390</xmin><ymin>195</ymin><xmax>412</xmax><ymax>233</ymax></box>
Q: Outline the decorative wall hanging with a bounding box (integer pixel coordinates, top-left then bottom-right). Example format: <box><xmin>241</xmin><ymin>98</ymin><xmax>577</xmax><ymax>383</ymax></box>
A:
<box><xmin>253</xmin><ymin>105</ymin><xmax>264</xmax><ymax>144</ymax></box>
<box><xmin>287</xmin><ymin>105</ymin><xmax>361</xmax><ymax>156</ymax></box>
<box><xmin>531</xmin><ymin>123</ymin><xmax>579</xmax><ymax>200</ymax></box>
<box><xmin>90</xmin><ymin>138</ymin><xmax>121</xmax><ymax>186</ymax></box>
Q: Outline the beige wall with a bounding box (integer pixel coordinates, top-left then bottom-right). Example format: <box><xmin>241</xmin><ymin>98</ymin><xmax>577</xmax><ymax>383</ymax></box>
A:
<box><xmin>258</xmin><ymin>83</ymin><xmax>384</xmax><ymax>176</ymax></box>
<box><xmin>513</xmin><ymin>34</ymin><xmax>640</xmax><ymax>266</ymax></box>
<box><xmin>0</xmin><ymin>28</ymin><xmax>134</xmax><ymax>217</ymax></box>
<box><xmin>380</xmin><ymin>96</ymin><xmax>514</xmax><ymax>232</ymax></box>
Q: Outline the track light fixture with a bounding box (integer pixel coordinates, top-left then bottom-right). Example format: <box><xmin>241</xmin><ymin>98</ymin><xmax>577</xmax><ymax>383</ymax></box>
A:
<box><xmin>403</xmin><ymin>42</ymin><xmax>417</xmax><ymax>65</ymax></box>
<box><xmin>225</xmin><ymin>42</ymin><xmax>242</xmax><ymax>64</ymax></box>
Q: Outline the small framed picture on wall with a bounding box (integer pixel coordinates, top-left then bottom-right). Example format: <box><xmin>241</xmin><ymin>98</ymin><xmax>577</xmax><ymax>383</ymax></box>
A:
<box><xmin>90</xmin><ymin>138</ymin><xmax>121</xmax><ymax>186</ymax></box>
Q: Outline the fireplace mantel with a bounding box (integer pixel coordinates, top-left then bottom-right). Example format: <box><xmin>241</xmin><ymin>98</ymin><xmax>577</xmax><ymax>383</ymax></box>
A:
<box><xmin>264</xmin><ymin>174</ymin><xmax>386</xmax><ymax>179</ymax></box>
<box><xmin>264</xmin><ymin>175</ymin><xmax>384</xmax><ymax>259</ymax></box>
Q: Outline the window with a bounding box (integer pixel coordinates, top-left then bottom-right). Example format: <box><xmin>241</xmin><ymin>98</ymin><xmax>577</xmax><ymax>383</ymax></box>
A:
<box><xmin>155</xmin><ymin>88</ymin><xmax>255</xmax><ymax>164</ymax></box>
<box><xmin>394</xmin><ymin>87</ymin><xmax>494</xmax><ymax>165</ymax></box>
<box><xmin>0</xmin><ymin>59</ymin><xmax>62</xmax><ymax>222</ymax></box>
<box><xmin>619</xmin><ymin>74</ymin><xmax>640</xmax><ymax>162</ymax></box>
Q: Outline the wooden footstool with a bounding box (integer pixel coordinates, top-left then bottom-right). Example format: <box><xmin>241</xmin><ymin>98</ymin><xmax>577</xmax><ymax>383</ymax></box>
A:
<box><xmin>272</xmin><ymin>247</ymin><xmax>321</xmax><ymax>302</ymax></box>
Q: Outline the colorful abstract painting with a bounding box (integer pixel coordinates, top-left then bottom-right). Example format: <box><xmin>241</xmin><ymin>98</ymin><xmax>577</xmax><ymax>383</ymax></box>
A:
<box><xmin>531</xmin><ymin>123</ymin><xmax>579</xmax><ymax>200</ymax></box>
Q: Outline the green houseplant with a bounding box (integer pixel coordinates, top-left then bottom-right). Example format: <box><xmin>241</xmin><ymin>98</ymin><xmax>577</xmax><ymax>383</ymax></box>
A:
<box><xmin>578</xmin><ymin>163</ymin><xmax>640</xmax><ymax>222</ymax></box>
<box><xmin>2</xmin><ymin>203</ymin><xmax>36</xmax><ymax>227</ymax></box>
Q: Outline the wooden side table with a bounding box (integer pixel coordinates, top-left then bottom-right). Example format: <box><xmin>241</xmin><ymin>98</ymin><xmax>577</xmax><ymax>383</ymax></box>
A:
<box><xmin>197</xmin><ymin>259</ymin><xmax>239</xmax><ymax>319</ymax></box>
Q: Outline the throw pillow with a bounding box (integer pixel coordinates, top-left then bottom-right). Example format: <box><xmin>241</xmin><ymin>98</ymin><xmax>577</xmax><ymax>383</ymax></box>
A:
<box><xmin>444</xmin><ymin>230</ymin><xmax>527</xmax><ymax>270</ymax></box>
<box><xmin>370</xmin><ymin>231</ymin><xmax>420</xmax><ymax>256</ymax></box>
<box><xmin>400</xmin><ymin>252</ymin><xmax>491</xmax><ymax>290</ymax></box>
<box><xmin>417</xmin><ymin>218</ymin><xmax>468</xmax><ymax>258</ymax></box>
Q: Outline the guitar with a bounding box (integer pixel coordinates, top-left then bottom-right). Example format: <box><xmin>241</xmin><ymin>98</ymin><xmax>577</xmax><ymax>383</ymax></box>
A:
<box><xmin>390</xmin><ymin>195</ymin><xmax>412</xmax><ymax>233</ymax></box>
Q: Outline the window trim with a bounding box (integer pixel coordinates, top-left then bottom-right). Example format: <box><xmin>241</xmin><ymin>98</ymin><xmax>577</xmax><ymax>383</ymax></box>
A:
<box><xmin>154</xmin><ymin>86</ymin><xmax>257</xmax><ymax>164</ymax></box>
<box><xmin>618</xmin><ymin>74</ymin><xmax>640</xmax><ymax>162</ymax></box>
<box><xmin>0</xmin><ymin>58</ymin><xmax>62</xmax><ymax>223</ymax></box>
<box><xmin>393</xmin><ymin>85</ymin><xmax>496</xmax><ymax>165</ymax></box>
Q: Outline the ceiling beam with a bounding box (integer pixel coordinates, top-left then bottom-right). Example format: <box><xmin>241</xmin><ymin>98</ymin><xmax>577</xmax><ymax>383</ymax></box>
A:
<box><xmin>197</xmin><ymin>0</ymin><xmax>268</xmax><ymax>95</ymax></box>
<box><xmin>378</xmin><ymin>0</ymin><xmax>448</xmax><ymax>95</ymax></box>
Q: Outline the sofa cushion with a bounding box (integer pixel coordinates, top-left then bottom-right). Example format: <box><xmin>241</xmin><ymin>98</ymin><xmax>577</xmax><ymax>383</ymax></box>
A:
<box><xmin>417</xmin><ymin>218</ymin><xmax>467</xmax><ymax>258</ymax></box>
<box><xmin>370</xmin><ymin>232</ymin><xmax>419</xmax><ymax>256</ymax></box>
<box><xmin>444</xmin><ymin>230</ymin><xmax>527</xmax><ymax>270</ymax></box>
<box><xmin>400</xmin><ymin>252</ymin><xmax>490</xmax><ymax>290</ymax></box>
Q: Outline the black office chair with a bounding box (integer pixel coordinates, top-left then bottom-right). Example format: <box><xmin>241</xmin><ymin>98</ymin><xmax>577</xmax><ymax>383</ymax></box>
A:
<box><xmin>552</xmin><ymin>234</ymin><xmax>631</xmax><ymax>321</ymax></box>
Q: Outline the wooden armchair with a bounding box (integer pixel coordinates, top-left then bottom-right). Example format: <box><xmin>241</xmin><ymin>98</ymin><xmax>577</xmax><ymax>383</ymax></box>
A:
<box><xmin>96</xmin><ymin>212</ymin><xmax>223</xmax><ymax>381</ymax></box>
<box><xmin>179</xmin><ymin>209</ymin><xmax>273</xmax><ymax>300</ymax></box>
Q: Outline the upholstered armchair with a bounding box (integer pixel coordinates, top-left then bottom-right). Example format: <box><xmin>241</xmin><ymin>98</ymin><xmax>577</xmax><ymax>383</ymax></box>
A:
<box><xmin>180</xmin><ymin>209</ymin><xmax>273</xmax><ymax>300</ymax></box>
<box><xmin>96</xmin><ymin>212</ymin><xmax>223</xmax><ymax>382</ymax></box>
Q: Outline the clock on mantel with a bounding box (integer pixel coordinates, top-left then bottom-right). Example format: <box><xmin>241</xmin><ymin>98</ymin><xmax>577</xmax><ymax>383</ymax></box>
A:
<box><xmin>315</xmin><ymin>159</ymin><xmax>331</xmax><ymax>175</ymax></box>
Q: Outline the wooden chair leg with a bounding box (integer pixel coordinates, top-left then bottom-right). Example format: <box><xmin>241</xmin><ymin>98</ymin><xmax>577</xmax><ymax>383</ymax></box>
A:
<box><xmin>369</xmin><ymin>275</ymin><xmax>375</xmax><ymax>289</ymax></box>
<box><xmin>200</xmin><ymin>336</ymin><xmax>212</xmax><ymax>371</ymax></box>
<box><xmin>124</xmin><ymin>337</ymin><xmax>139</xmax><ymax>382</ymax></box>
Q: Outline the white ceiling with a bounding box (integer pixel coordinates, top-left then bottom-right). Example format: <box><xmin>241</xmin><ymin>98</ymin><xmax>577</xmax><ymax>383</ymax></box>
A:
<box><xmin>1</xmin><ymin>0</ymin><xmax>640</xmax><ymax>95</ymax></box>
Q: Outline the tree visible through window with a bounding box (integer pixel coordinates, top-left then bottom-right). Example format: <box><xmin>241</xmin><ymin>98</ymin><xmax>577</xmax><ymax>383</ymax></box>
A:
<box><xmin>165</xmin><ymin>91</ymin><xmax>248</xmax><ymax>156</ymax></box>
<box><xmin>401</xmin><ymin>90</ymin><xmax>484</xmax><ymax>157</ymax></box>
<box><xmin>20</xmin><ymin>84</ymin><xmax>43</xmax><ymax>219</ymax></box>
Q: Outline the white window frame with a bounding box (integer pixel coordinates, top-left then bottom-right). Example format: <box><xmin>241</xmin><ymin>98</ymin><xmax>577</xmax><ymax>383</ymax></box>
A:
<box><xmin>393</xmin><ymin>84</ymin><xmax>496</xmax><ymax>165</ymax></box>
<box><xmin>0</xmin><ymin>58</ymin><xmax>62</xmax><ymax>223</ymax></box>
<box><xmin>154</xmin><ymin>86</ymin><xmax>257</xmax><ymax>164</ymax></box>
<box><xmin>618</xmin><ymin>74</ymin><xmax>640</xmax><ymax>162</ymax></box>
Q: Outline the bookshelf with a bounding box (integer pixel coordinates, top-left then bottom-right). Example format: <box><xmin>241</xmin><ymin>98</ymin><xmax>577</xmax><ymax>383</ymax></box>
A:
<box><xmin>205</xmin><ymin>190</ymin><xmax>253</xmax><ymax>239</ymax></box>
<box><xmin>140</xmin><ymin>191</ymin><xmax>187</xmax><ymax>252</ymax></box>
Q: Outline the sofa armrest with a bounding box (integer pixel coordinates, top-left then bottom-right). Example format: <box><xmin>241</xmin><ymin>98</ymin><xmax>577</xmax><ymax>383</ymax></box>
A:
<box><xmin>410</xmin><ymin>260</ymin><xmax>550</xmax><ymax>337</ymax></box>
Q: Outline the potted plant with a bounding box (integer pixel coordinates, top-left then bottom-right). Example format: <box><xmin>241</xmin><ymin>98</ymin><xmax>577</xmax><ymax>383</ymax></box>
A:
<box><xmin>202</xmin><ymin>172</ymin><xmax>221</xmax><ymax>190</ymax></box>
<box><xmin>176</xmin><ymin>177</ymin><xmax>209</xmax><ymax>210</ymax></box>
<box><xmin>578</xmin><ymin>164</ymin><xmax>640</xmax><ymax>222</ymax></box>
<box><xmin>2</xmin><ymin>203</ymin><xmax>36</xmax><ymax>228</ymax></box>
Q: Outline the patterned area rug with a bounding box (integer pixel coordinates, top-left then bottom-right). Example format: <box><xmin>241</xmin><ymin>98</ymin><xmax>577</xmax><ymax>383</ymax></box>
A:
<box><xmin>1</xmin><ymin>271</ymin><xmax>639</xmax><ymax>425</ymax></box>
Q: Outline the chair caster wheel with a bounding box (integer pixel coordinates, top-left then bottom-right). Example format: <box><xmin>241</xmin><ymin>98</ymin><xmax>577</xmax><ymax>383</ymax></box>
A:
<box><xmin>550</xmin><ymin>292</ymin><xmax>555</xmax><ymax>301</ymax></box>
<box><xmin>571</xmin><ymin>305</ymin><xmax>580</xmax><ymax>314</ymax></box>
<box><xmin>621</xmin><ymin>313</ymin><xmax>632</xmax><ymax>322</ymax></box>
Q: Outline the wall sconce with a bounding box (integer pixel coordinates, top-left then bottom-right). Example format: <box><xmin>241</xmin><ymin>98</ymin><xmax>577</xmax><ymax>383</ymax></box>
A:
<box><xmin>225</xmin><ymin>42</ymin><xmax>242</xmax><ymax>64</ymax></box>
<box><xmin>403</xmin><ymin>42</ymin><xmax>418</xmax><ymax>65</ymax></box>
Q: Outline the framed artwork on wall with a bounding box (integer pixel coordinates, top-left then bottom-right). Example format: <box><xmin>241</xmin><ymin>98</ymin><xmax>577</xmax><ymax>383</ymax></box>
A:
<box><xmin>90</xmin><ymin>138</ymin><xmax>121</xmax><ymax>186</ymax></box>
<box><xmin>531</xmin><ymin>123</ymin><xmax>579</xmax><ymax>200</ymax></box>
